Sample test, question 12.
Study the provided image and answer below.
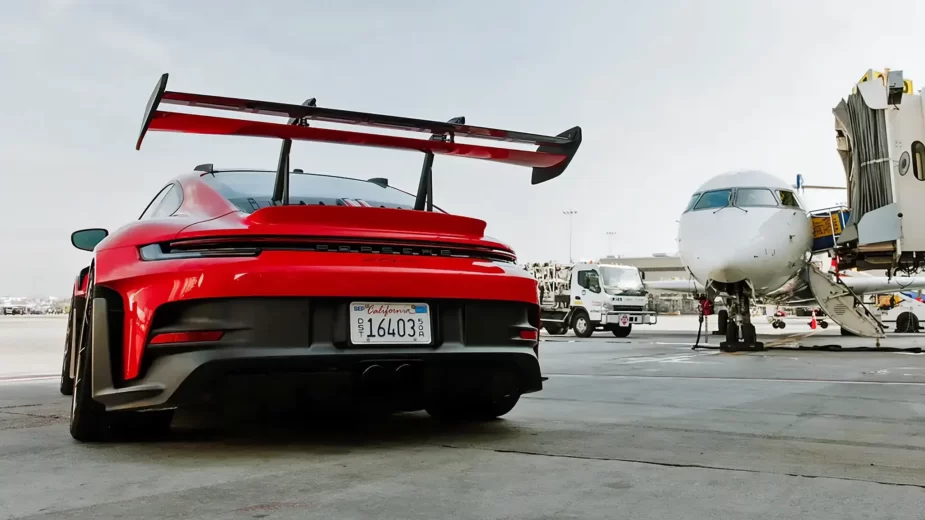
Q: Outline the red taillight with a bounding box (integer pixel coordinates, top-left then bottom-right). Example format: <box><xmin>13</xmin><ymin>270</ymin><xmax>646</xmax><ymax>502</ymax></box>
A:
<box><xmin>519</xmin><ymin>329</ymin><xmax>538</xmax><ymax>341</ymax></box>
<box><xmin>149</xmin><ymin>331</ymin><xmax>224</xmax><ymax>345</ymax></box>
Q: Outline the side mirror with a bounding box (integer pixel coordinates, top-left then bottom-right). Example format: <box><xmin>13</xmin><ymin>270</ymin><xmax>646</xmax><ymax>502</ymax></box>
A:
<box><xmin>71</xmin><ymin>228</ymin><xmax>109</xmax><ymax>252</ymax></box>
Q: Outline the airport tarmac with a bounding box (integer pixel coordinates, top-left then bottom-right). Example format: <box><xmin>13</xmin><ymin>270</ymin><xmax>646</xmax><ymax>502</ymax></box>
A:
<box><xmin>2</xmin><ymin>315</ymin><xmax>925</xmax><ymax>519</ymax></box>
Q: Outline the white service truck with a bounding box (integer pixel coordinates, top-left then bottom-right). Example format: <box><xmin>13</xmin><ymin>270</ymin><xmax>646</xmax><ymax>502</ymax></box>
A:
<box><xmin>526</xmin><ymin>262</ymin><xmax>658</xmax><ymax>338</ymax></box>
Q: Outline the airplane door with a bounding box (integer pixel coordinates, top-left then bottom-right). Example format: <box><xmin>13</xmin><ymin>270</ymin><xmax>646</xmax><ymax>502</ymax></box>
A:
<box><xmin>806</xmin><ymin>264</ymin><xmax>885</xmax><ymax>338</ymax></box>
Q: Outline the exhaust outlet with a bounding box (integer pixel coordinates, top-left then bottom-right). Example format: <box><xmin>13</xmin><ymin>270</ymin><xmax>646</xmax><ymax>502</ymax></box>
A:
<box><xmin>361</xmin><ymin>364</ymin><xmax>387</xmax><ymax>385</ymax></box>
<box><xmin>394</xmin><ymin>363</ymin><xmax>417</xmax><ymax>388</ymax></box>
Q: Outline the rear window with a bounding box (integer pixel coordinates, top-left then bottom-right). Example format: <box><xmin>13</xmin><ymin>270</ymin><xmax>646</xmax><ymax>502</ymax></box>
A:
<box><xmin>202</xmin><ymin>170</ymin><xmax>436</xmax><ymax>213</ymax></box>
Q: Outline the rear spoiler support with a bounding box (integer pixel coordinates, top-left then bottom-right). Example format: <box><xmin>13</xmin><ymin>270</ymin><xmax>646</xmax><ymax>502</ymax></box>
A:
<box><xmin>273</xmin><ymin>98</ymin><xmax>317</xmax><ymax>206</ymax></box>
<box><xmin>415</xmin><ymin>152</ymin><xmax>436</xmax><ymax>211</ymax></box>
<box><xmin>136</xmin><ymin>73</ymin><xmax>582</xmax><ymax>208</ymax></box>
<box><xmin>414</xmin><ymin>116</ymin><xmax>465</xmax><ymax>211</ymax></box>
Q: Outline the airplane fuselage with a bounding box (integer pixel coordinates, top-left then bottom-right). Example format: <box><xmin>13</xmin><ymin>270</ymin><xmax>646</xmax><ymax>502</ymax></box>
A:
<box><xmin>677</xmin><ymin>170</ymin><xmax>814</xmax><ymax>297</ymax></box>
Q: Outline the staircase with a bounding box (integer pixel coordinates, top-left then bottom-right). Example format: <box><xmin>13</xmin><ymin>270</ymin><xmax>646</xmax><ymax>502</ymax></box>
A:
<box><xmin>806</xmin><ymin>263</ymin><xmax>885</xmax><ymax>338</ymax></box>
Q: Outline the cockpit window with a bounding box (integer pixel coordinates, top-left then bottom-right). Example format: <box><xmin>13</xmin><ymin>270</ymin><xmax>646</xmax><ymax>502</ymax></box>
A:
<box><xmin>777</xmin><ymin>190</ymin><xmax>802</xmax><ymax>208</ymax></box>
<box><xmin>693</xmin><ymin>189</ymin><xmax>731</xmax><ymax>210</ymax></box>
<box><xmin>684</xmin><ymin>193</ymin><xmax>701</xmax><ymax>212</ymax></box>
<box><xmin>735</xmin><ymin>188</ymin><xmax>778</xmax><ymax>207</ymax></box>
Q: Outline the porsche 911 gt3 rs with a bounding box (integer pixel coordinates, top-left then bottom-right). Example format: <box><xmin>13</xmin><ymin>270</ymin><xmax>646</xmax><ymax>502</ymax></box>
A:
<box><xmin>62</xmin><ymin>73</ymin><xmax>582</xmax><ymax>442</ymax></box>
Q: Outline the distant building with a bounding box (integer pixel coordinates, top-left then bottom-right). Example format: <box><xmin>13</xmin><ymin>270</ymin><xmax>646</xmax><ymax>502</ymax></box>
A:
<box><xmin>599</xmin><ymin>254</ymin><xmax>686</xmax><ymax>281</ymax></box>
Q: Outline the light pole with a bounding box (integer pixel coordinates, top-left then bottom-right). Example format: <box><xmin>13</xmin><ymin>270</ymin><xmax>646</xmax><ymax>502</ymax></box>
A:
<box><xmin>563</xmin><ymin>210</ymin><xmax>577</xmax><ymax>262</ymax></box>
<box><xmin>606</xmin><ymin>231</ymin><xmax>617</xmax><ymax>256</ymax></box>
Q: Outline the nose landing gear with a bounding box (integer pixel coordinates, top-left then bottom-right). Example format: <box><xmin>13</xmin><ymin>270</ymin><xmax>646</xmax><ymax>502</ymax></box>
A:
<box><xmin>720</xmin><ymin>285</ymin><xmax>765</xmax><ymax>353</ymax></box>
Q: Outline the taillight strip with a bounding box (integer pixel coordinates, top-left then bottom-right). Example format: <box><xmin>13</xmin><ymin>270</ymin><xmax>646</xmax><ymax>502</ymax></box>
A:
<box><xmin>149</xmin><ymin>331</ymin><xmax>224</xmax><ymax>345</ymax></box>
<box><xmin>165</xmin><ymin>236</ymin><xmax>517</xmax><ymax>263</ymax></box>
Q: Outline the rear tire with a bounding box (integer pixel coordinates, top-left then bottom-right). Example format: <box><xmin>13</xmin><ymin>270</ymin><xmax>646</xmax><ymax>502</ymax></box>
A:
<box><xmin>571</xmin><ymin>312</ymin><xmax>594</xmax><ymax>338</ymax></box>
<box><xmin>425</xmin><ymin>394</ymin><xmax>520</xmax><ymax>421</ymax></box>
<box><xmin>59</xmin><ymin>296</ymin><xmax>76</xmax><ymax>396</ymax></box>
<box><xmin>69</xmin><ymin>273</ymin><xmax>110</xmax><ymax>442</ymax></box>
<box><xmin>69</xmin><ymin>276</ymin><xmax>174</xmax><ymax>442</ymax></box>
<box><xmin>611</xmin><ymin>325</ymin><xmax>631</xmax><ymax>338</ymax></box>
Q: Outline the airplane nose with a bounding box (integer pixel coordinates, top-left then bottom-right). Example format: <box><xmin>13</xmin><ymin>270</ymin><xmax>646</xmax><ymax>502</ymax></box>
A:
<box><xmin>706</xmin><ymin>256</ymin><xmax>753</xmax><ymax>284</ymax></box>
<box><xmin>684</xmin><ymin>234</ymin><xmax>771</xmax><ymax>285</ymax></box>
<box><xmin>679</xmin><ymin>203</ymin><xmax>811</xmax><ymax>292</ymax></box>
<box><xmin>695</xmin><ymin>233</ymin><xmax>797</xmax><ymax>288</ymax></box>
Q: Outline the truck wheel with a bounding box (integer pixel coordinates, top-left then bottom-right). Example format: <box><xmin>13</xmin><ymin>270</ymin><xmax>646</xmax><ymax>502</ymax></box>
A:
<box><xmin>544</xmin><ymin>324</ymin><xmax>567</xmax><ymax>335</ymax></box>
<box><xmin>896</xmin><ymin>312</ymin><xmax>920</xmax><ymax>333</ymax></box>
<box><xmin>611</xmin><ymin>325</ymin><xmax>631</xmax><ymax>338</ymax></box>
<box><xmin>571</xmin><ymin>312</ymin><xmax>594</xmax><ymax>338</ymax></box>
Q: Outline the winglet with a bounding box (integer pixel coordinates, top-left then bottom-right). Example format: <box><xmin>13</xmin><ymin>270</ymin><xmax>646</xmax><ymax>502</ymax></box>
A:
<box><xmin>136</xmin><ymin>73</ymin><xmax>169</xmax><ymax>151</ymax></box>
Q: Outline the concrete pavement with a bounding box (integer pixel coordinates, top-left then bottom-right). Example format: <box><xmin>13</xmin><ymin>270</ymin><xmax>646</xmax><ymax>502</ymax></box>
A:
<box><xmin>1</xmin><ymin>315</ymin><xmax>924</xmax><ymax>519</ymax></box>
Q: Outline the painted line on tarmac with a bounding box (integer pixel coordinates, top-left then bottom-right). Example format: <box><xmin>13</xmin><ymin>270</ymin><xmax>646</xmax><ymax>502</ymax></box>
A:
<box><xmin>0</xmin><ymin>374</ymin><xmax>58</xmax><ymax>384</ymax></box>
<box><xmin>545</xmin><ymin>372</ymin><xmax>925</xmax><ymax>386</ymax></box>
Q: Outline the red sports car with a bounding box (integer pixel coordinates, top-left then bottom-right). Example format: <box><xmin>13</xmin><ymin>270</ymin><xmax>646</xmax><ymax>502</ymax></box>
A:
<box><xmin>62</xmin><ymin>74</ymin><xmax>582</xmax><ymax>442</ymax></box>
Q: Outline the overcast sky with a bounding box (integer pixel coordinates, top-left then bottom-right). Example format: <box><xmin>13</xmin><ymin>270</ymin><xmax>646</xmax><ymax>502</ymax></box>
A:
<box><xmin>2</xmin><ymin>0</ymin><xmax>924</xmax><ymax>297</ymax></box>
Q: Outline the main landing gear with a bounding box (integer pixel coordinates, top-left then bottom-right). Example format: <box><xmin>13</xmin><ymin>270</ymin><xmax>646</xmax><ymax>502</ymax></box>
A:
<box><xmin>717</xmin><ymin>285</ymin><xmax>764</xmax><ymax>353</ymax></box>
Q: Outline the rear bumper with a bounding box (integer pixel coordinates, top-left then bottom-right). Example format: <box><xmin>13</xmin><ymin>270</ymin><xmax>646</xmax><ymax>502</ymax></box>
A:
<box><xmin>89</xmin><ymin>298</ymin><xmax>542</xmax><ymax>412</ymax></box>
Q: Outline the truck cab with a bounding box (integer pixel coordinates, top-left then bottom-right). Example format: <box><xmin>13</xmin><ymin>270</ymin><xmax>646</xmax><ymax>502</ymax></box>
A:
<box><xmin>530</xmin><ymin>262</ymin><xmax>658</xmax><ymax>338</ymax></box>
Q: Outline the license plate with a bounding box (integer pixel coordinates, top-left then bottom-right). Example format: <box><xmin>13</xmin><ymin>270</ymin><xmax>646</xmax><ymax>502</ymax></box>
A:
<box><xmin>349</xmin><ymin>302</ymin><xmax>432</xmax><ymax>345</ymax></box>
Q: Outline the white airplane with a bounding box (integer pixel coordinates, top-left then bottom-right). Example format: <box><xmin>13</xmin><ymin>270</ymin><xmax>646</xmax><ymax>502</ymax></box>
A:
<box><xmin>645</xmin><ymin>169</ymin><xmax>925</xmax><ymax>350</ymax></box>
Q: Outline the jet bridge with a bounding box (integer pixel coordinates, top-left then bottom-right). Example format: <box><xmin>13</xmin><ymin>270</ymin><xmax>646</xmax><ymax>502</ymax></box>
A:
<box><xmin>832</xmin><ymin>68</ymin><xmax>925</xmax><ymax>275</ymax></box>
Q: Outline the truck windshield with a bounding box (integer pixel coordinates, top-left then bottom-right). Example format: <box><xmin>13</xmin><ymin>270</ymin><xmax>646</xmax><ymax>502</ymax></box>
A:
<box><xmin>599</xmin><ymin>266</ymin><xmax>642</xmax><ymax>291</ymax></box>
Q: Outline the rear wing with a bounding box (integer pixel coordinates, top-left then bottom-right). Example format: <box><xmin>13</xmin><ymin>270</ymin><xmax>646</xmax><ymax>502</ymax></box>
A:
<box><xmin>136</xmin><ymin>73</ymin><xmax>582</xmax><ymax>209</ymax></box>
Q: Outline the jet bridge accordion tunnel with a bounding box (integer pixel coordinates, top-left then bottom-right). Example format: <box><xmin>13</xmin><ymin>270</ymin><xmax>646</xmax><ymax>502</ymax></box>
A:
<box><xmin>832</xmin><ymin>68</ymin><xmax>925</xmax><ymax>274</ymax></box>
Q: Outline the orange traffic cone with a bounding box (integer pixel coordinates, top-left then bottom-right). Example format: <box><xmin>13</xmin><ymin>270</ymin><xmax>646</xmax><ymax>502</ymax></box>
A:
<box><xmin>810</xmin><ymin>310</ymin><xmax>817</xmax><ymax>330</ymax></box>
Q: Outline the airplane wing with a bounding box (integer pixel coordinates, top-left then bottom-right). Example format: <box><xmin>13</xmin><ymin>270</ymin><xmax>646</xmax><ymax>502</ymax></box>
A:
<box><xmin>645</xmin><ymin>278</ymin><xmax>704</xmax><ymax>294</ymax></box>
